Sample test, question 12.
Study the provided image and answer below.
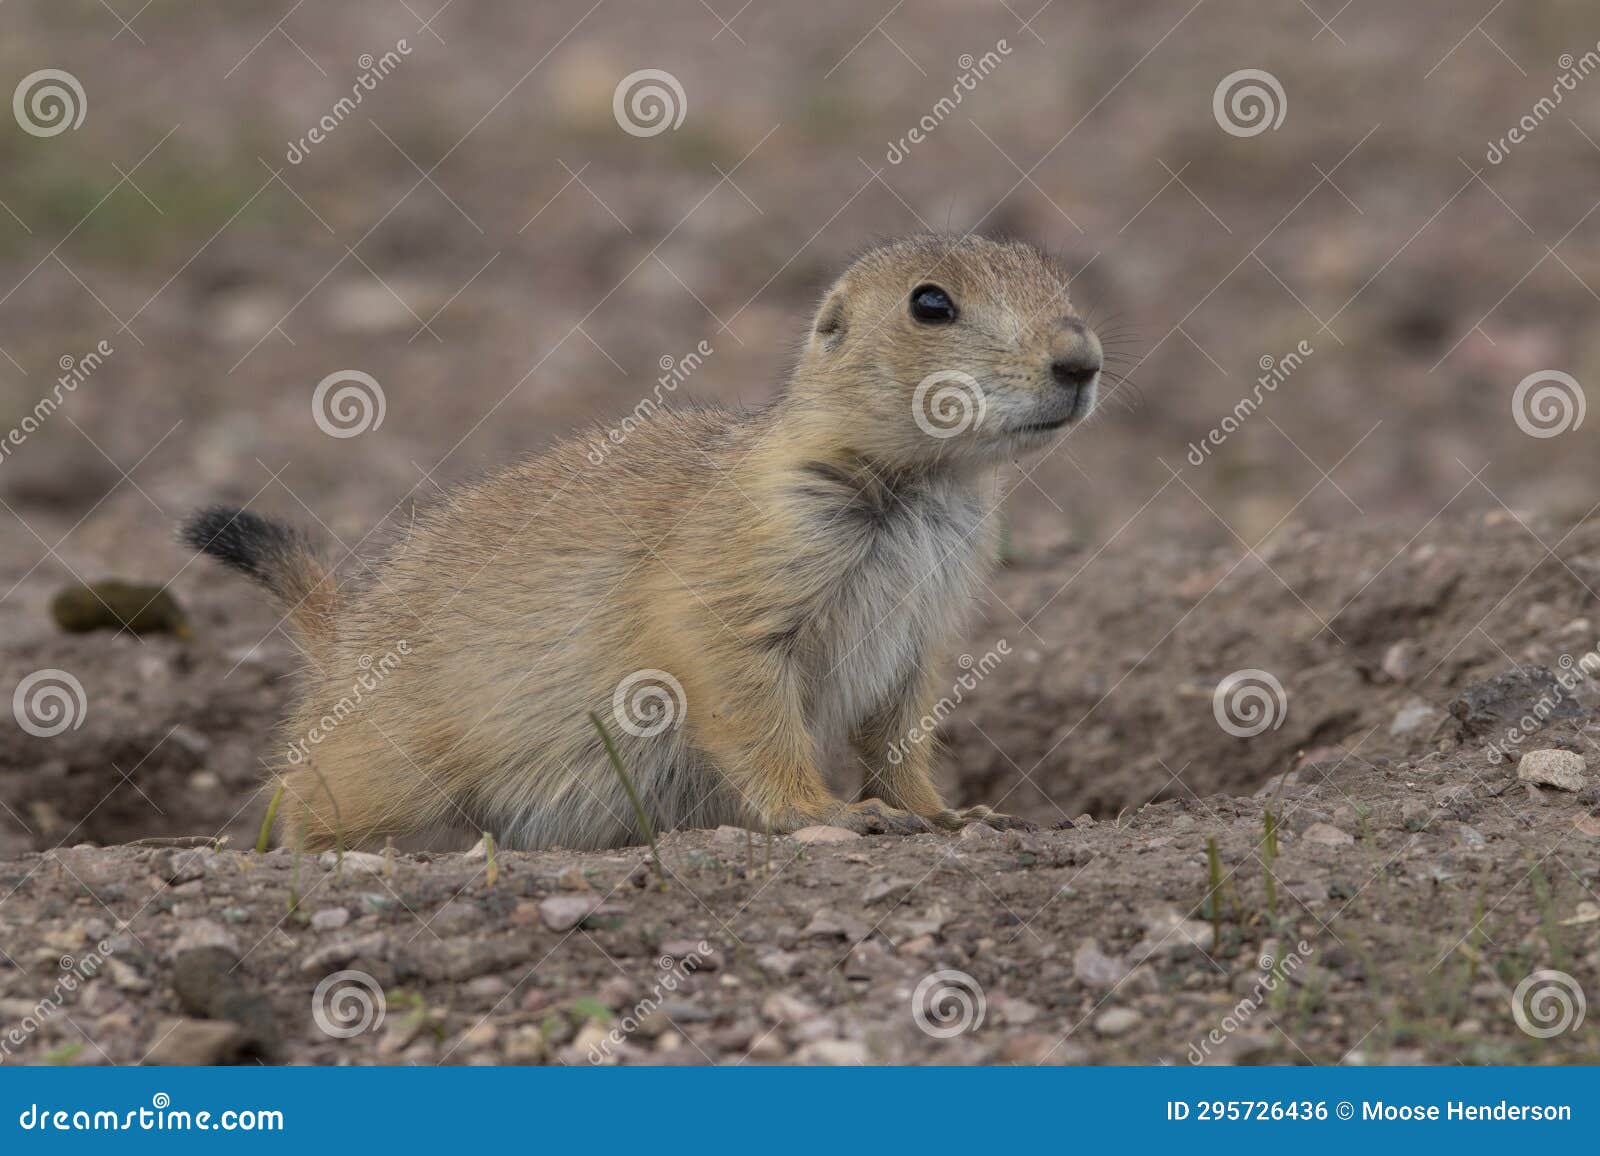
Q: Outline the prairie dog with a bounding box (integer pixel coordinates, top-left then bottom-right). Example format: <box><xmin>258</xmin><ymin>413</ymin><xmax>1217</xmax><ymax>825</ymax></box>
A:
<box><xmin>182</xmin><ymin>235</ymin><xmax>1102</xmax><ymax>851</ymax></box>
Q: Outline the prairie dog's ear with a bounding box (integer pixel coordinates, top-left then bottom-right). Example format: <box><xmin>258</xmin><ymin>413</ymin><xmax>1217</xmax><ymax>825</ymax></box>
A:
<box><xmin>810</xmin><ymin>287</ymin><xmax>848</xmax><ymax>354</ymax></box>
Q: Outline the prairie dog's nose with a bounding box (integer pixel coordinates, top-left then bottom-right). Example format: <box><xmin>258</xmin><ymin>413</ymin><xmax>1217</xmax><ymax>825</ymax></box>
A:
<box><xmin>1050</xmin><ymin>318</ymin><xmax>1103</xmax><ymax>391</ymax></box>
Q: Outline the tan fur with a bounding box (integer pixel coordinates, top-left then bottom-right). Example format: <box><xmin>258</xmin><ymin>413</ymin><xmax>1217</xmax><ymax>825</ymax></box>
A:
<box><xmin>227</xmin><ymin>235</ymin><xmax>1101</xmax><ymax>851</ymax></box>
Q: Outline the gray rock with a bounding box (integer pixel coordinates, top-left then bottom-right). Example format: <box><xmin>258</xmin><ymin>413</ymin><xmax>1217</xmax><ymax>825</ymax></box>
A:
<box><xmin>143</xmin><ymin>1018</ymin><xmax>249</xmax><ymax>1066</ymax></box>
<box><xmin>790</xmin><ymin>826</ymin><xmax>861</xmax><ymax>844</ymax></box>
<box><xmin>793</xmin><ymin>1039</ymin><xmax>870</xmax><ymax>1065</ymax></box>
<box><xmin>1134</xmin><ymin>909</ymin><xmax>1215</xmax><ymax>957</ymax></box>
<box><xmin>1449</xmin><ymin>667</ymin><xmax>1583</xmax><ymax>739</ymax></box>
<box><xmin>861</xmin><ymin>877</ymin><xmax>917</xmax><ymax>905</ymax></box>
<box><xmin>757</xmin><ymin>950</ymin><xmax>803</xmax><ymax>978</ymax></box>
<box><xmin>429</xmin><ymin>901</ymin><xmax>484</xmax><ymax>936</ymax></box>
<box><xmin>1517</xmin><ymin>749</ymin><xmax>1586</xmax><ymax>791</ymax></box>
<box><xmin>762</xmin><ymin>992</ymin><xmax>819</xmax><ymax>1023</ymax></box>
<box><xmin>168</xmin><ymin>920</ymin><xmax>240</xmax><ymax>962</ymax></box>
<box><xmin>538</xmin><ymin>895</ymin><xmax>602</xmax><ymax>932</ymax></box>
<box><xmin>171</xmin><ymin>946</ymin><xmax>277</xmax><ymax>1057</ymax></box>
<box><xmin>802</xmin><ymin>908</ymin><xmax>867</xmax><ymax>942</ymax></box>
<box><xmin>165</xmin><ymin>849</ymin><xmax>214</xmax><ymax>884</ymax></box>
<box><xmin>998</xmin><ymin>1032</ymin><xmax>1088</xmax><ymax>1065</ymax></box>
<box><xmin>1301</xmin><ymin>822</ymin><xmax>1354</xmax><ymax>847</ymax></box>
<box><xmin>300</xmin><ymin>932</ymin><xmax>389</xmax><ymax>974</ymax></box>
<box><xmin>1381</xmin><ymin>640</ymin><xmax>1419</xmax><ymax>681</ymax></box>
<box><xmin>1401</xmin><ymin>800</ymin><xmax>1434</xmax><ymax>831</ymax></box>
<box><xmin>321</xmin><ymin>850</ymin><xmax>388</xmax><ymax>875</ymax></box>
<box><xmin>310</xmin><ymin>907</ymin><xmax>350</xmax><ymax>931</ymax></box>
<box><xmin>1073</xmin><ymin>939</ymin><xmax>1129</xmax><ymax>989</ymax></box>
<box><xmin>659</xmin><ymin>939</ymin><xmax>719</xmax><ymax>970</ymax></box>
<box><xmin>1093</xmin><ymin>1007</ymin><xmax>1141</xmax><ymax>1037</ymax></box>
<box><xmin>1390</xmin><ymin>700</ymin><xmax>1442</xmax><ymax>737</ymax></box>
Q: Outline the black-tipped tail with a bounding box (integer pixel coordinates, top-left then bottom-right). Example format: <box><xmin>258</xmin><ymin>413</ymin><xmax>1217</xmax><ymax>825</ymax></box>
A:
<box><xmin>180</xmin><ymin>506</ymin><xmax>308</xmax><ymax>591</ymax></box>
<box><xmin>180</xmin><ymin>506</ymin><xmax>336</xmax><ymax>651</ymax></box>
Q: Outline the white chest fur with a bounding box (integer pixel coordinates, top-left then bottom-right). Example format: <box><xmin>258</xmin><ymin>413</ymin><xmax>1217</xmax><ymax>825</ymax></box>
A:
<box><xmin>806</xmin><ymin>476</ymin><xmax>991</xmax><ymax>744</ymax></box>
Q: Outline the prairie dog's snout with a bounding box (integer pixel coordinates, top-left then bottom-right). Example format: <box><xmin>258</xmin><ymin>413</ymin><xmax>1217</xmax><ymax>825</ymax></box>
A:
<box><xmin>1050</xmin><ymin>316</ymin><xmax>1102</xmax><ymax>422</ymax></box>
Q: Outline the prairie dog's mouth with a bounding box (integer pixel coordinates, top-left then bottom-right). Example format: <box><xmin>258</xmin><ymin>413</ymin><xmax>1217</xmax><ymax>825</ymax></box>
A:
<box><xmin>1013</xmin><ymin>416</ymin><xmax>1071</xmax><ymax>435</ymax></box>
<box><xmin>1008</xmin><ymin>371</ymin><xmax>1098</xmax><ymax>438</ymax></box>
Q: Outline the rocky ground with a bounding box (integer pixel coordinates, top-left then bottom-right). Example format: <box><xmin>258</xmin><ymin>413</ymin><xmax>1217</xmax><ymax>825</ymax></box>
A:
<box><xmin>3</xmin><ymin>511</ymin><xmax>1600</xmax><ymax>1066</ymax></box>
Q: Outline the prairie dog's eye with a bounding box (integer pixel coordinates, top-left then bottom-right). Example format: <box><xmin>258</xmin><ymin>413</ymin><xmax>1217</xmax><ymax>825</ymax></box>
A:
<box><xmin>909</xmin><ymin>284</ymin><xmax>958</xmax><ymax>324</ymax></box>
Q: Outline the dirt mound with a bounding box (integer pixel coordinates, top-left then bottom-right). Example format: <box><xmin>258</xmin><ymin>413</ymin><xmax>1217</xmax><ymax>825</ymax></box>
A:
<box><xmin>946</xmin><ymin>509</ymin><xmax>1600</xmax><ymax>821</ymax></box>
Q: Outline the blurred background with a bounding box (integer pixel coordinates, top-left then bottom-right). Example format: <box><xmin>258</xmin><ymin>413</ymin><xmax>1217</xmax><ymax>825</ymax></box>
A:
<box><xmin>2</xmin><ymin>0</ymin><xmax>1599</xmax><ymax>848</ymax></box>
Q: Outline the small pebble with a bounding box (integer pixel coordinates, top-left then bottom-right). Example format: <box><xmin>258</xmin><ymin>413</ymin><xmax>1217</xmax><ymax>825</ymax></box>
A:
<box><xmin>538</xmin><ymin>895</ymin><xmax>602</xmax><ymax>932</ymax></box>
<box><xmin>1301</xmin><ymin>822</ymin><xmax>1354</xmax><ymax>847</ymax></box>
<box><xmin>310</xmin><ymin>907</ymin><xmax>350</xmax><ymax>931</ymax></box>
<box><xmin>1094</xmin><ymin>1007</ymin><xmax>1141</xmax><ymax>1037</ymax></box>
<box><xmin>790</xmin><ymin>826</ymin><xmax>861</xmax><ymax>844</ymax></box>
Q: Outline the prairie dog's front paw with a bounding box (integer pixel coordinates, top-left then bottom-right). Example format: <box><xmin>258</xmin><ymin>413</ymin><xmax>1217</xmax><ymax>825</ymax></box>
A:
<box><xmin>939</xmin><ymin>805</ymin><xmax>1036</xmax><ymax>832</ymax></box>
<box><xmin>777</xmin><ymin>798</ymin><xmax>936</xmax><ymax>836</ymax></box>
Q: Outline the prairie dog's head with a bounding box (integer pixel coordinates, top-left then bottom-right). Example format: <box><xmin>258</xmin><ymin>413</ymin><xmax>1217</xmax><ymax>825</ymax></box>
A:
<box><xmin>791</xmin><ymin>235</ymin><xmax>1101</xmax><ymax>472</ymax></box>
